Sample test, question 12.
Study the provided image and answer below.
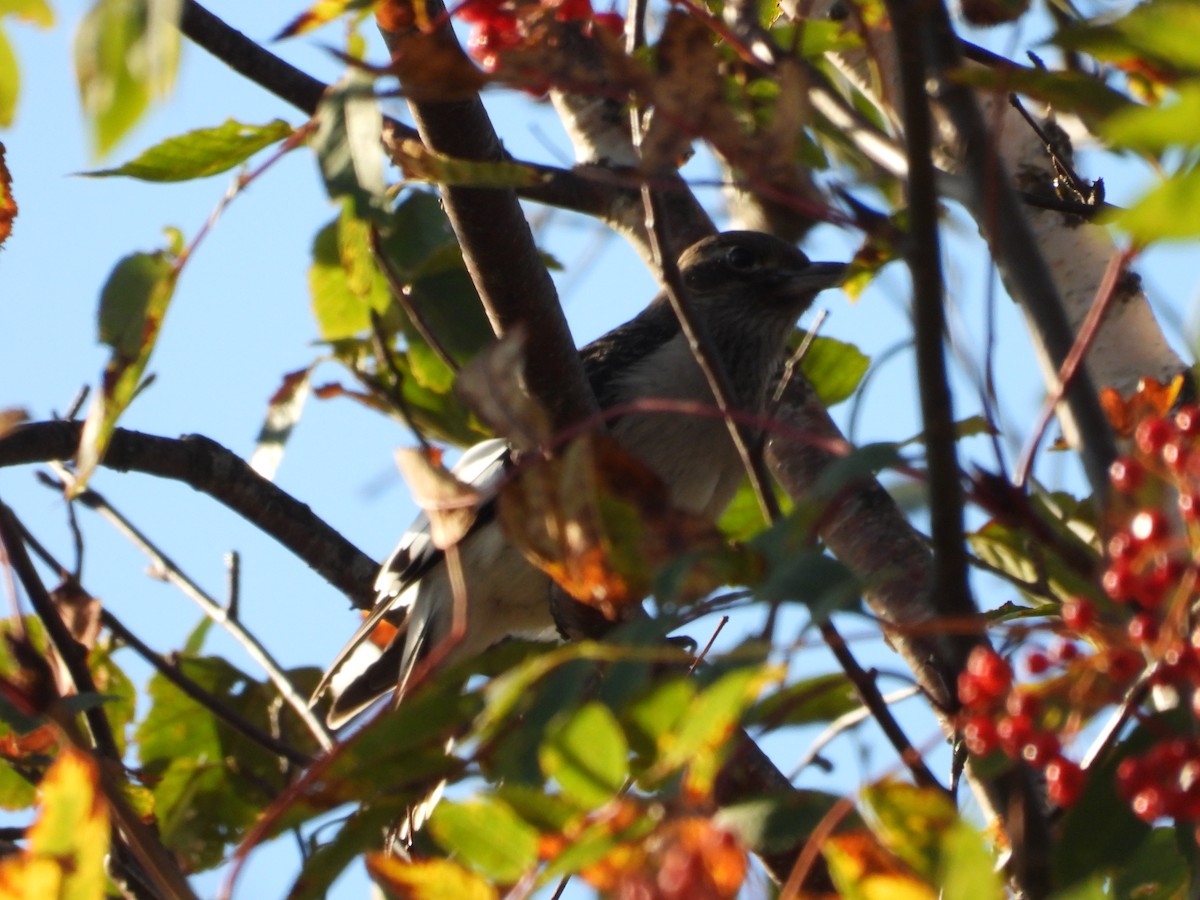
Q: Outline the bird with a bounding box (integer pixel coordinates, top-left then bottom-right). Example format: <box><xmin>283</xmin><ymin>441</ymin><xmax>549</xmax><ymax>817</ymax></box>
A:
<box><xmin>314</xmin><ymin>231</ymin><xmax>846</xmax><ymax>732</ymax></box>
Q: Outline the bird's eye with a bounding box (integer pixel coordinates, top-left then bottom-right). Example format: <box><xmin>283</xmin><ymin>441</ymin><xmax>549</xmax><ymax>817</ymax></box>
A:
<box><xmin>726</xmin><ymin>245</ymin><xmax>757</xmax><ymax>271</ymax></box>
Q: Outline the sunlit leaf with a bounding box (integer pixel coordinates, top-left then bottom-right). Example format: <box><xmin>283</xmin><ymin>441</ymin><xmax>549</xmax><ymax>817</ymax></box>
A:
<box><xmin>428</xmin><ymin>798</ymin><xmax>539</xmax><ymax>884</ymax></box>
<box><xmin>746</xmin><ymin>672</ymin><xmax>859</xmax><ymax>729</ymax></box>
<box><xmin>275</xmin><ymin>0</ymin><xmax>377</xmax><ymax>40</ymax></box>
<box><xmin>1108</xmin><ymin>166</ymin><xmax>1200</xmax><ymax>242</ymax></box>
<box><xmin>797</xmin><ymin>334</ymin><xmax>871</xmax><ymax>407</ymax></box>
<box><xmin>863</xmin><ymin>781</ymin><xmax>1003</xmax><ymax>900</ymax></box>
<box><xmin>309</xmin><ymin>208</ymin><xmax>390</xmax><ymax>341</ymax></box>
<box><xmin>0</xmin><ymin>28</ymin><xmax>16</xmax><ymax>128</ymax></box>
<box><xmin>84</xmin><ymin>118</ymin><xmax>294</xmax><ymax>181</ymax></box>
<box><xmin>1055</xmin><ymin>0</ymin><xmax>1200</xmax><ymax>78</ymax></box>
<box><xmin>74</xmin><ymin>0</ymin><xmax>182</xmax><ymax>157</ymax></box>
<box><xmin>0</xmin><ymin>748</ymin><xmax>109</xmax><ymax>900</ymax></box>
<box><xmin>823</xmin><ymin>830</ymin><xmax>935</xmax><ymax>900</ymax></box>
<box><xmin>368</xmin><ymin>854</ymin><xmax>497</xmax><ymax>900</ymax></box>
<box><xmin>540</xmin><ymin>702</ymin><xmax>629</xmax><ymax>808</ymax></box>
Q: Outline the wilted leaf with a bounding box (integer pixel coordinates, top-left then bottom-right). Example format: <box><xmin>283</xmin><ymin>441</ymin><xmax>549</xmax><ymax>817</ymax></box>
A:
<box><xmin>540</xmin><ymin>702</ymin><xmax>629</xmax><ymax>808</ymax></box>
<box><xmin>0</xmin><ymin>748</ymin><xmax>109</xmax><ymax>900</ymax></box>
<box><xmin>249</xmin><ymin>366</ymin><xmax>313</xmax><ymax>481</ymax></box>
<box><xmin>0</xmin><ymin>141</ymin><xmax>14</xmax><ymax>245</ymax></box>
<box><xmin>391</xmin><ymin>137</ymin><xmax>550</xmax><ymax>187</ymax></box>
<box><xmin>1099</xmin><ymin>375</ymin><xmax>1184</xmax><ymax>435</ymax></box>
<box><xmin>74</xmin><ymin>0</ymin><xmax>182</xmax><ymax>157</ymax></box>
<box><xmin>394</xmin><ymin>445</ymin><xmax>485</xmax><ymax>548</ymax></box>
<box><xmin>84</xmin><ymin>118</ymin><xmax>294</xmax><ymax>181</ymax></box>
<box><xmin>375</xmin><ymin>26</ymin><xmax>489</xmax><ymax>101</ymax></box>
<box><xmin>0</xmin><ymin>406</ymin><xmax>27</xmax><ymax>439</ymax></box>
<box><xmin>455</xmin><ymin>330</ymin><xmax>549</xmax><ymax>450</ymax></box>
<box><xmin>75</xmin><ymin>240</ymin><xmax>180</xmax><ymax>493</ymax></box>
<box><xmin>367</xmin><ymin>854</ymin><xmax>498</xmax><ymax>900</ymax></box>
<box><xmin>499</xmin><ymin>435</ymin><xmax>733</xmax><ymax>619</ymax></box>
<box><xmin>428</xmin><ymin>798</ymin><xmax>540</xmax><ymax>884</ymax></box>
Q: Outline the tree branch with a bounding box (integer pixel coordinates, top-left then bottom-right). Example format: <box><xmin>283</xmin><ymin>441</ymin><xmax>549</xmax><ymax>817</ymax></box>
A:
<box><xmin>0</xmin><ymin>421</ymin><xmax>378</xmax><ymax>609</ymax></box>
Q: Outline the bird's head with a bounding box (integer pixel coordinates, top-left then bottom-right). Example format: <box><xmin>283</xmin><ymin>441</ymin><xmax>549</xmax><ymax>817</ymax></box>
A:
<box><xmin>678</xmin><ymin>231</ymin><xmax>846</xmax><ymax>325</ymax></box>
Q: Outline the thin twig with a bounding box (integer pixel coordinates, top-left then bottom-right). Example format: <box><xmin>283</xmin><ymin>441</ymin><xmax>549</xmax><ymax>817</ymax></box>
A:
<box><xmin>1013</xmin><ymin>248</ymin><xmax>1134</xmax><ymax>487</ymax></box>
<box><xmin>44</xmin><ymin>465</ymin><xmax>334</xmax><ymax>753</ymax></box>
<box><xmin>12</xmin><ymin>520</ymin><xmax>313</xmax><ymax>766</ymax></box>
<box><xmin>788</xmin><ymin>686</ymin><xmax>921</xmax><ymax>778</ymax></box>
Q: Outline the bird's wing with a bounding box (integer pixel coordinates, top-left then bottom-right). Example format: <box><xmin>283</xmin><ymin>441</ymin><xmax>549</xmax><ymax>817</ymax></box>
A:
<box><xmin>313</xmin><ymin>439</ymin><xmax>512</xmax><ymax>720</ymax></box>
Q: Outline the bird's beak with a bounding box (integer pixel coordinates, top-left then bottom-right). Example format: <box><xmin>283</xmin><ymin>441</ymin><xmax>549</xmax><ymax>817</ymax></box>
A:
<box><xmin>792</xmin><ymin>261</ymin><xmax>848</xmax><ymax>292</ymax></box>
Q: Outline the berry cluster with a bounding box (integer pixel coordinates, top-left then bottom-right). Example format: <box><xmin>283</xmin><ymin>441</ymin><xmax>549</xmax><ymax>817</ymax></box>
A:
<box><xmin>1117</xmin><ymin>738</ymin><xmax>1200</xmax><ymax>823</ymax></box>
<box><xmin>456</xmin><ymin>0</ymin><xmax>623</xmax><ymax>74</ymax></box>
<box><xmin>959</xmin><ymin>396</ymin><xmax>1200</xmax><ymax>823</ymax></box>
<box><xmin>958</xmin><ymin>646</ymin><xmax>1086</xmax><ymax>806</ymax></box>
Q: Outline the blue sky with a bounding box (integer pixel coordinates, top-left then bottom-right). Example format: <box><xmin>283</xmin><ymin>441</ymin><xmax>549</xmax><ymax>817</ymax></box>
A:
<box><xmin>1</xmin><ymin>2</ymin><xmax>1198</xmax><ymax>897</ymax></box>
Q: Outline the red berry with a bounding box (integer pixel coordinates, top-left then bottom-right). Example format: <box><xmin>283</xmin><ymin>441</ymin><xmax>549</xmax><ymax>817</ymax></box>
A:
<box><xmin>1103</xmin><ymin>560</ymin><xmax>1138</xmax><ymax>604</ymax></box>
<box><xmin>551</xmin><ymin>0</ymin><xmax>592</xmax><ymax>22</ymax></box>
<box><xmin>1046</xmin><ymin>757</ymin><xmax>1085</xmax><ymax>807</ymax></box>
<box><xmin>1132</xmin><ymin>786</ymin><xmax>1165</xmax><ymax>822</ymax></box>
<box><xmin>1108</xmin><ymin>531</ymin><xmax>1138</xmax><ymax>561</ymax></box>
<box><xmin>966</xmin><ymin>647</ymin><xmax>1012</xmax><ymax>697</ymax></box>
<box><xmin>1062</xmin><ymin>597</ymin><xmax>1096</xmax><ymax>632</ymax></box>
<box><xmin>963</xmin><ymin>714</ymin><xmax>1000</xmax><ymax>756</ymax></box>
<box><xmin>997</xmin><ymin>714</ymin><xmax>1034</xmax><ymax>757</ymax></box>
<box><xmin>1021</xmin><ymin>731</ymin><xmax>1061</xmax><ymax>767</ymax></box>
<box><xmin>1128</xmin><ymin>613</ymin><xmax>1159</xmax><ymax>645</ymax></box>
<box><xmin>1130</xmin><ymin>509</ymin><xmax>1170</xmax><ymax>544</ymax></box>
<box><xmin>1051</xmin><ymin>640</ymin><xmax>1079</xmax><ymax>663</ymax></box>
<box><xmin>591</xmin><ymin>10</ymin><xmax>624</xmax><ymax>35</ymax></box>
<box><xmin>1180</xmin><ymin>492</ymin><xmax>1200</xmax><ymax>522</ymax></box>
<box><xmin>1136</xmin><ymin>417</ymin><xmax>1174</xmax><ymax>456</ymax></box>
<box><xmin>1105</xmin><ymin>647</ymin><xmax>1144</xmax><ymax>683</ymax></box>
<box><xmin>456</xmin><ymin>0</ymin><xmax>508</xmax><ymax>23</ymax></box>
<box><xmin>1163</xmin><ymin>439</ymin><xmax>1190</xmax><ymax>473</ymax></box>
<box><xmin>1025</xmin><ymin>651</ymin><xmax>1050</xmax><ymax>675</ymax></box>
<box><xmin>1110</xmin><ymin>456</ymin><xmax>1145</xmax><ymax>493</ymax></box>
<box><xmin>1176</xmin><ymin>405</ymin><xmax>1200</xmax><ymax>435</ymax></box>
<box><xmin>1137</xmin><ymin>554</ymin><xmax>1182</xmax><ymax>610</ymax></box>
<box><xmin>1006</xmin><ymin>691</ymin><xmax>1041</xmax><ymax>719</ymax></box>
<box><xmin>1117</xmin><ymin>757</ymin><xmax>1146</xmax><ymax>800</ymax></box>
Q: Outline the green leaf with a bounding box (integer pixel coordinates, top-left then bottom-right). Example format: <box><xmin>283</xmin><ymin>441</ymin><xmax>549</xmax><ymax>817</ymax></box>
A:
<box><xmin>75</xmin><ymin>242</ymin><xmax>179</xmax><ymax>493</ymax></box>
<box><xmin>969</xmin><ymin>519</ymin><xmax>1099</xmax><ymax>604</ymax></box>
<box><xmin>863</xmin><ymin>781</ymin><xmax>1003</xmax><ymax>900</ymax></box>
<box><xmin>0</xmin><ymin>0</ymin><xmax>54</xmax><ymax>127</ymax></box>
<box><xmin>136</xmin><ymin>656</ymin><xmax>328</xmax><ymax>870</ymax></box>
<box><xmin>390</xmin><ymin>137</ymin><xmax>552</xmax><ymax>188</ymax></box>
<box><xmin>652</xmin><ymin>666</ymin><xmax>774</xmax><ymax>778</ymax></box>
<box><xmin>1108</xmin><ymin>166</ymin><xmax>1200</xmax><ymax>242</ymax></box>
<box><xmin>1102</xmin><ymin>81</ymin><xmax>1200</xmax><ymax>153</ymax></box>
<box><xmin>812</xmin><ymin>441</ymin><xmax>905</xmax><ymax>498</ymax></box>
<box><xmin>0</xmin><ymin>762</ymin><xmax>36</xmax><ymax>811</ymax></box>
<box><xmin>309</xmin><ymin>209</ymin><xmax>390</xmax><ymax>342</ymax></box>
<box><xmin>84</xmin><ymin>118</ymin><xmax>294</xmax><ymax>181</ymax></box>
<box><xmin>1111</xmin><ymin>827</ymin><xmax>1189</xmax><ymax>900</ymax></box>
<box><xmin>716</xmin><ymin>790</ymin><xmax>855</xmax><ymax>855</ymax></box>
<box><xmin>950</xmin><ymin>65</ymin><xmax>1133</xmax><ymax>134</ymax></box>
<box><xmin>290</xmin><ymin>802</ymin><xmax>408</xmax><ymax>900</ymax></box>
<box><xmin>74</xmin><ymin>0</ymin><xmax>182</xmax><ymax>158</ymax></box>
<box><xmin>312</xmin><ymin>68</ymin><xmax>386</xmax><ymax>221</ymax></box>
<box><xmin>428</xmin><ymin>798</ymin><xmax>539</xmax><ymax>884</ymax></box>
<box><xmin>539</xmin><ymin>702</ymin><xmax>629</xmax><ymax>808</ymax></box>
<box><xmin>0</xmin><ymin>27</ymin><xmax>16</xmax><ymax>127</ymax></box>
<box><xmin>1055</xmin><ymin>0</ymin><xmax>1200</xmax><ymax>77</ymax></box>
<box><xmin>796</xmin><ymin>335</ymin><xmax>870</xmax><ymax>407</ymax></box>
<box><xmin>746</xmin><ymin>672</ymin><xmax>860</xmax><ymax>729</ymax></box>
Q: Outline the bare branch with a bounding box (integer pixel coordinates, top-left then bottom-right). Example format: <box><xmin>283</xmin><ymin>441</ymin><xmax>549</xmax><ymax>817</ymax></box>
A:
<box><xmin>0</xmin><ymin>421</ymin><xmax>378</xmax><ymax>609</ymax></box>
